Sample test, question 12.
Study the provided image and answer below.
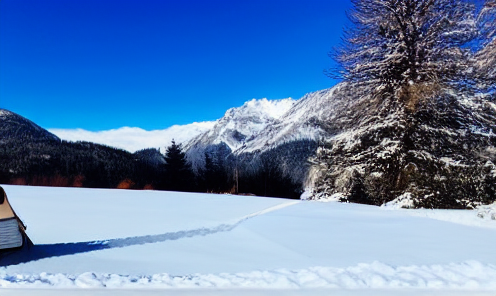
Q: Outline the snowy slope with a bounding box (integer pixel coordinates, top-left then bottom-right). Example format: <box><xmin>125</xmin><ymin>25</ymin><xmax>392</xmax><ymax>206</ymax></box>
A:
<box><xmin>185</xmin><ymin>98</ymin><xmax>295</xmax><ymax>153</ymax></box>
<box><xmin>185</xmin><ymin>87</ymin><xmax>344</xmax><ymax>156</ymax></box>
<box><xmin>236</xmin><ymin>86</ymin><xmax>345</xmax><ymax>154</ymax></box>
<box><xmin>1</xmin><ymin>185</ymin><xmax>495</xmax><ymax>294</ymax></box>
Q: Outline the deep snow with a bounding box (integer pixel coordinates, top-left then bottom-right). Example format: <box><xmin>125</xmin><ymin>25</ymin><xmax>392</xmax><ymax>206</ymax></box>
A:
<box><xmin>0</xmin><ymin>185</ymin><xmax>495</xmax><ymax>294</ymax></box>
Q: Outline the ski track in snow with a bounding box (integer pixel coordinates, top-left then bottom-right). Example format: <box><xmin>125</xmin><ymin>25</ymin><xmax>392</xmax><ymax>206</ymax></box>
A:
<box><xmin>100</xmin><ymin>201</ymin><xmax>299</xmax><ymax>249</ymax></box>
<box><xmin>0</xmin><ymin>201</ymin><xmax>299</xmax><ymax>266</ymax></box>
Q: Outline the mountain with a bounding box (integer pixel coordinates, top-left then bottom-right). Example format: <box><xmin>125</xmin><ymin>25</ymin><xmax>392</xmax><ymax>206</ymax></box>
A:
<box><xmin>185</xmin><ymin>98</ymin><xmax>295</xmax><ymax>153</ymax></box>
<box><xmin>233</xmin><ymin>86</ymin><xmax>346</xmax><ymax>154</ymax></box>
<box><xmin>184</xmin><ymin>86</ymin><xmax>345</xmax><ymax>184</ymax></box>
<box><xmin>0</xmin><ymin>109</ymin><xmax>165</xmax><ymax>189</ymax></box>
<box><xmin>0</xmin><ymin>109</ymin><xmax>60</xmax><ymax>143</ymax></box>
<box><xmin>184</xmin><ymin>84</ymin><xmax>362</xmax><ymax>154</ymax></box>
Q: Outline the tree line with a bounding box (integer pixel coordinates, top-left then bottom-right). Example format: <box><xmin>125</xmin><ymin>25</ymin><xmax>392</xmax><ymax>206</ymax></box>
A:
<box><xmin>0</xmin><ymin>138</ymin><xmax>302</xmax><ymax>199</ymax></box>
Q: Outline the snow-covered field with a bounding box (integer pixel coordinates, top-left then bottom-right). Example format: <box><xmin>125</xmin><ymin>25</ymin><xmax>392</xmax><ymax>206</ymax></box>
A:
<box><xmin>1</xmin><ymin>185</ymin><xmax>495</xmax><ymax>295</ymax></box>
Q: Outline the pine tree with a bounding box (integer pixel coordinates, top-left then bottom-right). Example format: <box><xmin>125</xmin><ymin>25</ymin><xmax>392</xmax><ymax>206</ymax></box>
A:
<box><xmin>333</xmin><ymin>0</ymin><xmax>477</xmax><ymax>106</ymax></box>
<box><xmin>312</xmin><ymin>0</ymin><xmax>496</xmax><ymax>208</ymax></box>
<box><xmin>202</xmin><ymin>152</ymin><xmax>228</xmax><ymax>193</ymax></box>
<box><xmin>163</xmin><ymin>140</ymin><xmax>194</xmax><ymax>192</ymax></box>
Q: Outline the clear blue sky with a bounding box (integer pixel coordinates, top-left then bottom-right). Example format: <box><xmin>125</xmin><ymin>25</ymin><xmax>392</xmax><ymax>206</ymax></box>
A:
<box><xmin>0</xmin><ymin>0</ymin><xmax>351</xmax><ymax>131</ymax></box>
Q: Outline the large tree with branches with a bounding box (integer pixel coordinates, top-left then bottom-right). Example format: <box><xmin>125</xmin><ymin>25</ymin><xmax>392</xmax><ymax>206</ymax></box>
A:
<box><xmin>333</xmin><ymin>0</ymin><xmax>477</xmax><ymax>107</ymax></box>
<box><xmin>312</xmin><ymin>0</ymin><xmax>496</xmax><ymax>208</ymax></box>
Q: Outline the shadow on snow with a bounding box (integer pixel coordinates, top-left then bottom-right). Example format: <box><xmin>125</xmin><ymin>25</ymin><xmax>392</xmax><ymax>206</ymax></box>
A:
<box><xmin>0</xmin><ymin>222</ymin><xmax>237</xmax><ymax>267</ymax></box>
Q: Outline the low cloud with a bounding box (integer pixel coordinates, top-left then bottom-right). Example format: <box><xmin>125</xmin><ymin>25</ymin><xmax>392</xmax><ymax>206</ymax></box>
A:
<box><xmin>49</xmin><ymin>122</ymin><xmax>215</xmax><ymax>153</ymax></box>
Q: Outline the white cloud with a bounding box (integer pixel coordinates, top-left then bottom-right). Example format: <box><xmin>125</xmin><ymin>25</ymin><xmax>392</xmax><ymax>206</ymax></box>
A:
<box><xmin>49</xmin><ymin>121</ymin><xmax>215</xmax><ymax>153</ymax></box>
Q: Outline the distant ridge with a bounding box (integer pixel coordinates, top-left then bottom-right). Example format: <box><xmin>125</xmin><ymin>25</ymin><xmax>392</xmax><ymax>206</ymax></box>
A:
<box><xmin>0</xmin><ymin>109</ymin><xmax>60</xmax><ymax>142</ymax></box>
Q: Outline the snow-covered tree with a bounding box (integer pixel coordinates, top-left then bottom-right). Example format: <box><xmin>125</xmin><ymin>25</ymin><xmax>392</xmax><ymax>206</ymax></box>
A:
<box><xmin>312</xmin><ymin>0</ymin><xmax>496</xmax><ymax>208</ymax></box>
<box><xmin>476</xmin><ymin>0</ymin><xmax>496</xmax><ymax>97</ymax></box>
<box><xmin>334</xmin><ymin>0</ymin><xmax>477</xmax><ymax>109</ymax></box>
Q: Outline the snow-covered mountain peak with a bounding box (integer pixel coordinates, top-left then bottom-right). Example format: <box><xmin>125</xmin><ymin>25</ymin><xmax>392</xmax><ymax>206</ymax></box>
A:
<box><xmin>0</xmin><ymin>109</ymin><xmax>15</xmax><ymax>118</ymax></box>
<box><xmin>223</xmin><ymin>97</ymin><xmax>295</xmax><ymax>121</ymax></box>
<box><xmin>183</xmin><ymin>87</ymin><xmax>344</xmax><ymax>179</ymax></box>
<box><xmin>186</xmin><ymin>97</ymin><xmax>296</xmax><ymax>152</ymax></box>
<box><xmin>245</xmin><ymin>97</ymin><xmax>295</xmax><ymax>119</ymax></box>
<box><xmin>230</xmin><ymin>86</ymin><xmax>340</xmax><ymax>154</ymax></box>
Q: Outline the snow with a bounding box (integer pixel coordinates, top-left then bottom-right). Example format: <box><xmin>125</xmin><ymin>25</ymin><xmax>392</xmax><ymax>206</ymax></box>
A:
<box><xmin>1</xmin><ymin>185</ymin><xmax>495</xmax><ymax>295</ymax></box>
<box><xmin>185</xmin><ymin>87</ymin><xmax>343</xmax><ymax>158</ymax></box>
<box><xmin>476</xmin><ymin>202</ymin><xmax>496</xmax><ymax>221</ymax></box>
<box><xmin>186</xmin><ymin>97</ymin><xmax>296</xmax><ymax>153</ymax></box>
<box><xmin>237</xmin><ymin>88</ymin><xmax>337</xmax><ymax>153</ymax></box>
<box><xmin>0</xmin><ymin>109</ymin><xmax>11</xmax><ymax>118</ymax></box>
<box><xmin>382</xmin><ymin>193</ymin><xmax>415</xmax><ymax>209</ymax></box>
<box><xmin>382</xmin><ymin>202</ymin><xmax>496</xmax><ymax>230</ymax></box>
<box><xmin>49</xmin><ymin>122</ymin><xmax>215</xmax><ymax>153</ymax></box>
<box><xmin>2</xmin><ymin>261</ymin><xmax>496</xmax><ymax>290</ymax></box>
<box><xmin>242</xmin><ymin>98</ymin><xmax>294</xmax><ymax>120</ymax></box>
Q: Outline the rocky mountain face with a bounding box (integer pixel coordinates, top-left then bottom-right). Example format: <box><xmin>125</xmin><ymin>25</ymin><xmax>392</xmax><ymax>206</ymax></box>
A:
<box><xmin>185</xmin><ymin>87</ymin><xmax>346</xmax><ymax>157</ymax></box>
<box><xmin>185</xmin><ymin>98</ymin><xmax>295</xmax><ymax>154</ymax></box>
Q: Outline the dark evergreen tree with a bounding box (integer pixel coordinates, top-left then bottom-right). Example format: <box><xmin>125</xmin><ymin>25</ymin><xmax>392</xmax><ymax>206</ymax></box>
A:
<box><xmin>163</xmin><ymin>140</ymin><xmax>194</xmax><ymax>192</ymax></box>
<box><xmin>203</xmin><ymin>152</ymin><xmax>222</xmax><ymax>192</ymax></box>
<box><xmin>196</xmin><ymin>151</ymin><xmax>230</xmax><ymax>193</ymax></box>
<box><xmin>0</xmin><ymin>138</ymin><xmax>164</xmax><ymax>189</ymax></box>
<box><xmin>0</xmin><ymin>108</ymin><xmax>164</xmax><ymax>190</ymax></box>
<box><xmin>234</xmin><ymin>153</ymin><xmax>303</xmax><ymax>199</ymax></box>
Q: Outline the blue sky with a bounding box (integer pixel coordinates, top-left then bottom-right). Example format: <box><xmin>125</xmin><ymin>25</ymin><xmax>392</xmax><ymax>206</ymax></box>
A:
<box><xmin>0</xmin><ymin>0</ymin><xmax>351</xmax><ymax>131</ymax></box>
